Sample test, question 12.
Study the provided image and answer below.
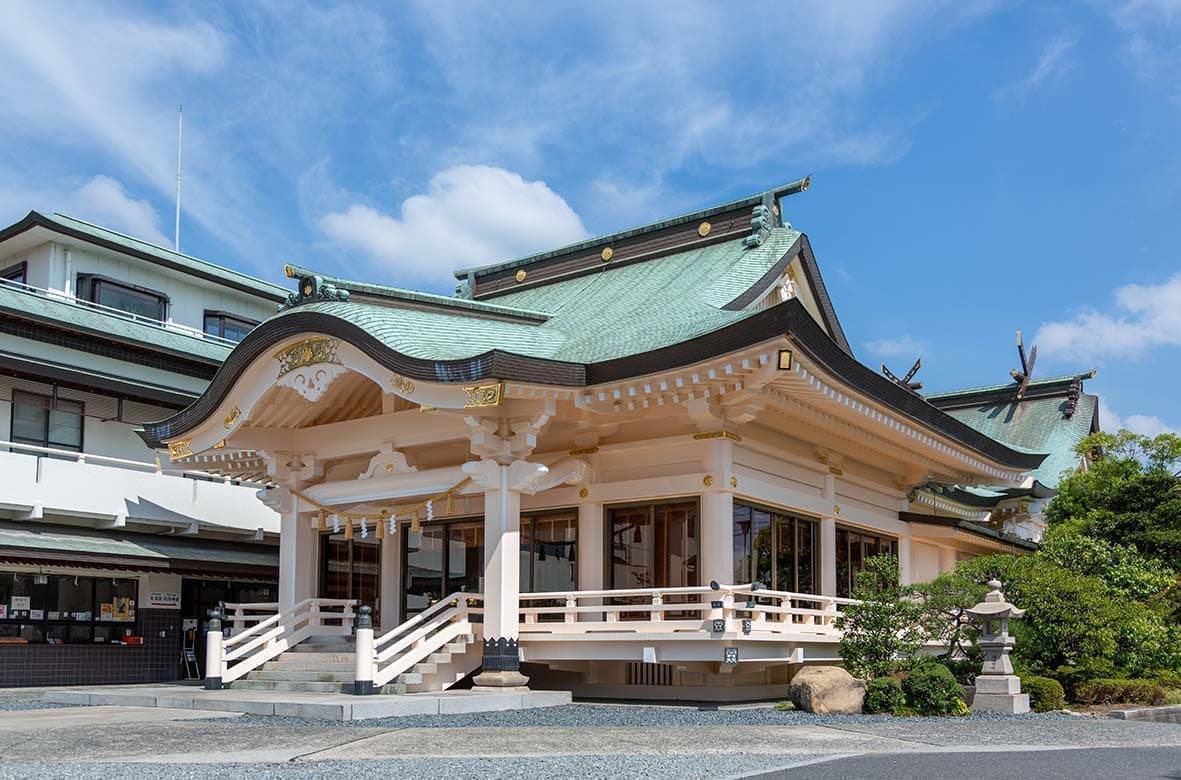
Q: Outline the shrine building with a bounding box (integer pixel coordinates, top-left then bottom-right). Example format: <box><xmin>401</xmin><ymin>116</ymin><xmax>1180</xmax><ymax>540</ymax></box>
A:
<box><xmin>138</xmin><ymin>178</ymin><xmax>1095</xmax><ymax>700</ymax></box>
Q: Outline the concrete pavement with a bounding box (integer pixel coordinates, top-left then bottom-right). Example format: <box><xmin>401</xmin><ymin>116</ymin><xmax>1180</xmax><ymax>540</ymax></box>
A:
<box><xmin>0</xmin><ymin>701</ymin><xmax>1179</xmax><ymax>777</ymax></box>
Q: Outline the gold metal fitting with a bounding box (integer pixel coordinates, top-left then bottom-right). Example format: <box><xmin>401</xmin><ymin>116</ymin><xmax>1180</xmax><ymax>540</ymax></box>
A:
<box><xmin>703</xmin><ymin>475</ymin><xmax>715</xmax><ymax>488</ymax></box>
<box><xmin>600</xmin><ymin>247</ymin><xmax>614</xmax><ymax>262</ymax></box>
<box><xmin>515</xmin><ymin>269</ymin><xmax>527</xmax><ymax>283</ymax></box>
<box><xmin>698</xmin><ymin>221</ymin><xmax>711</xmax><ymax>237</ymax></box>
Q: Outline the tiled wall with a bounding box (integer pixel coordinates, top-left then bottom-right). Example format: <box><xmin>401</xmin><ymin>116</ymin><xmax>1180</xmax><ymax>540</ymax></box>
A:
<box><xmin>0</xmin><ymin>609</ymin><xmax>182</xmax><ymax>687</ymax></box>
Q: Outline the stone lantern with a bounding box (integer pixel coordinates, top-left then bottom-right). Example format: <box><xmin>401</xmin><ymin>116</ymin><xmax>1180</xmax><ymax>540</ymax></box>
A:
<box><xmin>967</xmin><ymin>579</ymin><xmax>1030</xmax><ymax>714</ymax></box>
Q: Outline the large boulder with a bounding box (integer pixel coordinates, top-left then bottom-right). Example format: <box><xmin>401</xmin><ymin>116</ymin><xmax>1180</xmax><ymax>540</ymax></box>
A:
<box><xmin>789</xmin><ymin>666</ymin><xmax>866</xmax><ymax>714</ymax></box>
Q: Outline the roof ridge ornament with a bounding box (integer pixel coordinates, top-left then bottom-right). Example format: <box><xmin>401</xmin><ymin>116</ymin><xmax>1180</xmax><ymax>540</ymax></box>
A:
<box><xmin>882</xmin><ymin>358</ymin><xmax>923</xmax><ymax>393</ymax></box>
<box><xmin>280</xmin><ymin>267</ymin><xmax>350</xmax><ymax>311</ymax></box>
<box><xmin>742</xmin><ymin>204</ymin><xmax>775</xmax><ymax>249</ymax></box>
<box><xmin>1009</xmin><ymin>330</ymin><xmax>1037</xmax><ymax>400</ymax></box>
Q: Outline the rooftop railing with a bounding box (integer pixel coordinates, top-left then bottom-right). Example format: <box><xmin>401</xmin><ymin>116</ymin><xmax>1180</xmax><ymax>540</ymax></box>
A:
<box><xmin>0</xmin><ymin>278</ymin><xmax>243</xmax><ymax>348</ymax></box>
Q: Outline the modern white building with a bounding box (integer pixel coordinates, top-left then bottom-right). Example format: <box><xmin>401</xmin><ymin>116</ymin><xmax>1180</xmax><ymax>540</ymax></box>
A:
<box><xmin>0</xmin><ymin>211</ymin><xmax>282</xmax><ymax>685</ymax></box>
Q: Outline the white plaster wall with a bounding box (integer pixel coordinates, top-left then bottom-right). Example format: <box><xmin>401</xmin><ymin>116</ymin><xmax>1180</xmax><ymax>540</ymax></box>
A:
<box><xmin>912</xmin><ymin>541</ymin><xmax>943</xmax><ymax>583</ymax></box>
<box><xmin>84</xmin><ymin>418</ymin><xmax>158</xmax><ymax>463</ymax></box>
<box><xmin>60</xmin><ymin>245</ymin><xmax>277</xmax><ymax>331</ymax></box>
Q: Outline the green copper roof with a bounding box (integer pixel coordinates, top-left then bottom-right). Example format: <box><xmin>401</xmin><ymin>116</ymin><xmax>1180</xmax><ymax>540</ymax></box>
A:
<box><xmin>0</xmin><ymin>212</ymin><xmax>288</xmax><ymax>302</ymax></box>
<box><xmin>274</xmin><ymin>229</ymin><xmax>798</xmax><ymax>364</ymax></box>
<box><xmin>925</xmin><ymin>371</ymin><xmax>1096</xmax><ymax>402</ymax></box>
<box><xmin>0</xmin><ymin>521</ymin><xmax>277</xmax><ymax>569</ymax></box>
<box><xmin>941</xmin><ymin>393</ymin><xmax>1097</xmax><ymax>487</ymax></box>
<box><xmin>0</xmin><ymin>281</ymin><xmax>231</xmax><ymax>363</ymax></box>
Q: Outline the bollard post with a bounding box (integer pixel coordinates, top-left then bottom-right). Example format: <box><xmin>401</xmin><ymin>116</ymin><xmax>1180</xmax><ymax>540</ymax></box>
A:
<box><xmin>353</xmin><ymin>605</ymin><xmax>376</xmax><ymax>695</ymax></box>
<box><xmin>204</xmin><ymin>608</ymin><xmax>224</xmax><ymax>690</ymax></box>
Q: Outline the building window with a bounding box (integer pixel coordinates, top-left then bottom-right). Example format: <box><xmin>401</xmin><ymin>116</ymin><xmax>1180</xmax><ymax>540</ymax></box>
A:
<box><xmin>203</xmin><ymin>311</ymin><xmax>258</xmax><ymax>343</ymax></box>
<box><xmin>520</xmin><ymin>511</ymin><xmax>577</xmax><ymax>593</ymax></box>
<box><xmin>835</xmin><ymin>525</ymin><xmax>898</xmax><ymax>598</ymax></box>
<box><xmin>608</xmin><ymin>500</ymin><xmax>698</xmax><ymax>618</ymax></box>
<box><xmin>1</xmin><ymin>261</ymin><xmax>26</xmax><ymax>286</ymax></box>
<box><xmin>0</xmin><ymin>572</ymin><xmax>138</xmax><ymax>644</ymax></box>
<box><xmin>10</xmin><ymin>390</ymin><xmax>83</xmax><ymax>452</ymax></box>
<box><xmin>76</xmin><ymin>274</ymin><xmax>168</xmax><ymax>321</ymax></box>
<box><xmin>731</xmin><ymin>502</ymin><xmax>819</xmax><ymax>594</ymax></box>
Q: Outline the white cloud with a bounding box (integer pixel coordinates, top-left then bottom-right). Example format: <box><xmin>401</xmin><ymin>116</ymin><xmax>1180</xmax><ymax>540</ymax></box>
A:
<box><xmin>865</xmin><ymin>334</ymin><xmax>929</xmax><ymax>358</ymax></box>
<box><xmin>66</xmin><ymin>176</ymin><xmax>171</xmax><ymax>248</ymax></box>
<box><xmin>320</xmin><ymin>165</ymin><xmax>589</xmax><ymax>283</ymax></box>
<box><xmin>994</xmin><ymin>35</ymin><xmax>1077</xmax><ymax>99</ymax></box>
<box><xmin>0</xmin><ymin>173</ymin><xmax>169</xmax><ymax>248</ymax></box>
<box><xmin>1099</xmin><ymin>398</ymin><xmax>1178</xmax><ymax>436</ymax></box>
<box><xmin>1035</xmin><ymin>275</ymin><xmax>1181</xmax><ymax>362</ymax></box>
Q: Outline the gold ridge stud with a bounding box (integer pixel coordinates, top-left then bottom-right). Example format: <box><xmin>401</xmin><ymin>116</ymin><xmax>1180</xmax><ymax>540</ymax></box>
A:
<box><xmin>515</xmin><ymin>269</ymin><xmax>527</xmax><ymax>283</ymax></box>
<box><xmin>698</xmin><ymin>222</ymin><xmax>711</xmax><ymax>237</ymax></box>
<box><xmin>600</xmin><ymin>247</ymin><xmax>614</xmax><ymax>262</ymax></box>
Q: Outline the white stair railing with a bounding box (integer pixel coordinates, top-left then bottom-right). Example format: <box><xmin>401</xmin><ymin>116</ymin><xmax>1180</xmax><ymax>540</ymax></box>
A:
<box><xmin>222</xmin><ymin>600</ymin><xmax>280</xmax><ymax>635</ymax></box>
<box><xmin>370</xmin><ymin>593</ymin><xmax>482</xmax><ymax>689</ymax></box>
<box><xmin>207</xmin><ymin>597</ymin><xmax>356</xmax><ymax>685</ymax></box>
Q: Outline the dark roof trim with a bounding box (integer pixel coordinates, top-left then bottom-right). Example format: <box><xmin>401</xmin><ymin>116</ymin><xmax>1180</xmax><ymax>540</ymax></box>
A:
<box><xmin>721</xmin><ymin>234</ymin><xmax>851</xmax><ymax>355</ymax></box>
<box><xmin>454</xmin><ymin>177</ymin><xmax>811</xmax><ymax>280</ymax></box>
<box><xmin>1</xmin><ymin>351</ymin><xmax>196</xmax><ymax>408</ymax></box>
<box><xmin>0</xmin><ymin>212</ymin><xmax>287</xmax><ymax>302</ymax></box>
<box><xmin>140</xmin><ymin>301</ymin><xmax>1047</xmax><ymax>472</ymax></box>
<box><xmin>927</xmin><ymin>371</ymin><xmax>1096</xmax><ymax>411</ymax></box>
<box><xmin>900</xmin><ymin>511</ymin><xmax>1038</xmax><ymax>551</ymax></box>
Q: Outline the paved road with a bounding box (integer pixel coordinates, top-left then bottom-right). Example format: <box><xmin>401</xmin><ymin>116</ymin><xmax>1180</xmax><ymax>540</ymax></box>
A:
<box><xmin>0</xmin><ymin>698</ymin><xmax>1179</xmax><ymax>778</ymax></box>
<box><xmin>750</xmin><ymin>746</ymin><xmax>1181</xmax><ymax>779</ymax></box>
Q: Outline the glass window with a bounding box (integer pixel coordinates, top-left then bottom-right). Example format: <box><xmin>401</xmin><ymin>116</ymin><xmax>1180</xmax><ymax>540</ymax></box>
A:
<box><xmin>732</xmin><ymin>502</ymin><xmax>819</xmax><ymax>594</ymax></box>
<box><xmin>203</xmin><ymin>311</ymin><xmax>258</xmax><ymax>343</ymax></box>
<box><xmin>1</xmin><ymin>261</ymin><xmax>26</xmax><ymax>286</ymax></box>
<box><xmin>608</xmin><ymin>501</ymin><xmax>698</xmax><ymax>618</ymax></box>
<box><xmin>836</xmin><ymin>526</ymin><xmax>898</xmax><ymax>598</ymax></box>
<box><xmin>521</xmin><ymin>511</ymin><xmax>577</xmax><ymax>593</ymax></box>
<box><xmin>78</xmin><ymin>275</ymin><xmax>167</xmax><ymax>321</ymax></box>
<box><xmin>0</xmin><ymin>572</ymin><xmax>139</xmax><ymax>644</ymax></box>
<box><xmin>10</xmin><ymin>390</ymin><xmax>83</xmax><ymax>451</ymax></box>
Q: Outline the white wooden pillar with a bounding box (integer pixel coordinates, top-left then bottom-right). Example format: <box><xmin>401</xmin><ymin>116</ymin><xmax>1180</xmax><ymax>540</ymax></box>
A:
<box><xmin>465</xmin><ymin>459</ymin><xmax>542</xmax><ymax>688</ymax></box>
<box><xmin>700</xmin><ymin>437</ymin><xmax>734</xmax><ymax>586</ymax></box>
<box><xmin>897</xmin><ymin>536</ymin><xmax>914</xmax><ymax>586</ymax></box>
<box><xmin>279</xmin><ymin>501</ymin><xmax>318</xmax><ymax>612</ymax></box>
<box><xmin>820</xmin><ymin>473</ymin><xmax>838</xmax><ymax>596</ymax></box>
<box><xmin>577</xmin><ymin>500</ymin><xmax>603</xmax><ymax>591</ymax></box>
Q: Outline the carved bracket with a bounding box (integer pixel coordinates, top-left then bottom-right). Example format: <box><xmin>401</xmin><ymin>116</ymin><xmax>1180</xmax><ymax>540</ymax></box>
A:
<box><xmin>359</xmin><ymin>445</ymin><xmax>417</xmax><ymax>480</ymax></box>
<box><xmin>461</xmin><ymin>459</ymin><xmax>550</xmax><ymax>494</ymax></box>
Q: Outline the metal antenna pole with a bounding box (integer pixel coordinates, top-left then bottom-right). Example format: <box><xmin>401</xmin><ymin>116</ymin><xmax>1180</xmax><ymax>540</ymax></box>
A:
<box><xmin>175</xmin><ymin>104</ymin><xmax>183</xmax><ymax>251</ymax></box>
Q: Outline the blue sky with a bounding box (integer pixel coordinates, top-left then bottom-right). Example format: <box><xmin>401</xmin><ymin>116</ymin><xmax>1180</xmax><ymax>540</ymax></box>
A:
<box><xmin>1</xmin><ymin>1</ymin><xmax>1178</xmax><ymax>434</ymax></box>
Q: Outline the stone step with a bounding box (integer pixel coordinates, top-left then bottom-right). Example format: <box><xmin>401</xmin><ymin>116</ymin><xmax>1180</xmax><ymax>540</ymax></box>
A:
<box><xmin>246</xmin><ymin>670</ymin><xmax>354</xmax><ymax>683</ymax></box>
<box><xmin>233</xmin><ymin>680</ymin><xmax>352</xmax><ymax>694</ymax></box>
<box><xmin>289</xmin><ymin>642</ymin><xmax>354</xmax><ymax>652</ymax></box>
<box><xmin>233</xmin><ymin>679</ymin><xmax>407</xmax><ymax>695</ymax></box>
<box><xmin>274</xmin><ymin>652</ymin><xmax>354</xmax><ymax>663</ymax></box>
<box><xmin>261</xmin><ymin>660</ymin><xmax>355</xmax><ymax>672</ymax></box>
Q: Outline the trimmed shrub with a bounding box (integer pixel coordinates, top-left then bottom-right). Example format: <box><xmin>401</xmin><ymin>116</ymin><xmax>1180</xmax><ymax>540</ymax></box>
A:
<box><xmin>1076</xmin><ymin>679</ymin><xmax>1170</xmax><ymax>706</ymax></box>
<box><xmin>903</xmin><ymin>662</ymin><xmax>967</xmax><ymax>716</ymax></box>
<box><xmin>864</xmin><ymin>677</ymin><xmax>906</xmax><ymax>715</ymax></box>
<box><xmin>1022</xmin><ymin>676</ymin><xmax>1065</xmax><ymax>712</ymax></box>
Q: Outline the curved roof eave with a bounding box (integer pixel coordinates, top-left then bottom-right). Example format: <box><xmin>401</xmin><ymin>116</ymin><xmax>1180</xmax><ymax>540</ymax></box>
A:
<box><xmin>139</xmin><ymin>301</ymin><xmax>1047</xmax><ymax>473</ymax></box>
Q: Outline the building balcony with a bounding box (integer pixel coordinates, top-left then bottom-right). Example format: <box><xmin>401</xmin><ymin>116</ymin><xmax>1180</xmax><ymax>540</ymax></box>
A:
<box><xmin>0</xmin><ymin>440</ymin><xmax>279</xmax><ymax>539</ymax></box>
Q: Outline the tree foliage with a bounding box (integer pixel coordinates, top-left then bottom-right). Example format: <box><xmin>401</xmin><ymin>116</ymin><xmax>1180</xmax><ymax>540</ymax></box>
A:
<box><xmin>1047</xmin><ymin>431</ymin><xmax>1181</xmax><ymax>569</ymax></box>
<box><xmin>835</xmin><ymin>555</ymin><xmax>926</xmax><ymax>679</ymax></box>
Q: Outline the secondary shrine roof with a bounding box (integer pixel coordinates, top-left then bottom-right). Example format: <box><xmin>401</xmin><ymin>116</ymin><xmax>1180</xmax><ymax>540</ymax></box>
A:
<box><xmin>927</xmin><ymin>373</ymin><xmax>1098</xmax><ymax>488</ymax></box>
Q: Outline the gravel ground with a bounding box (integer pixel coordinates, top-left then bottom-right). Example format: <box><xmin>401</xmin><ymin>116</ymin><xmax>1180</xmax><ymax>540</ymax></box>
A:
<box><xmin>234</xmin><ymin>701</ymin><xmax>1077</xmax><ymax>729</ymax></box>
<box><xmin>0</xmin><ymin>754</ymin><xmax>821</xmax><ymax>779</ymax></box>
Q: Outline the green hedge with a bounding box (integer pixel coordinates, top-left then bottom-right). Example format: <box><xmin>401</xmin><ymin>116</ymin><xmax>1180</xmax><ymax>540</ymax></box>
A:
<box><xmin>864</xmin><ymin>677</ymin><xmax>906</xmax><ymax>715</ymax></box>
<box><xmin>903</xmin><ymin>663</ymin><xmax>968</xmax><ymax>716</ymax></box>
<box><xmin>1021</xmin><ymin>676</ymin><xmax>1065</xmax><ymax>712</ymax></box>
<box><xmin>1075</xmin><ymin>679</ymin><xmax>1170</xmax><ymax>706</ymax></box>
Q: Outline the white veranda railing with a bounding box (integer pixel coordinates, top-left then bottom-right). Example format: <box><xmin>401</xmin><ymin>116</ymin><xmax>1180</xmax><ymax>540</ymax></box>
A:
<box><xmin>517</xmin><ymin>583</ymin><xmax>858</xmax><ymax>637</ymax></box>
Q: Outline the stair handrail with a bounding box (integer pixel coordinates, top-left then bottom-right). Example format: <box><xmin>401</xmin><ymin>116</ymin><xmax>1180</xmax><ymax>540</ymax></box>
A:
<box><xmin>213</xmin><ymin>597</ymin><xmax>358</xmax><ymax>684</ymax></box>
<box><xmin>370</xmin><ymin>593</ymin><xmax>482</xmax><ymax>689</ymax></box>
<box><xmin>372</xmin><ymin>592</ymin><xmax>472</xmax><ymax>655</ymax></box>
